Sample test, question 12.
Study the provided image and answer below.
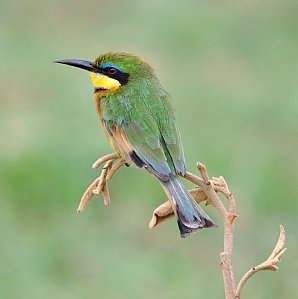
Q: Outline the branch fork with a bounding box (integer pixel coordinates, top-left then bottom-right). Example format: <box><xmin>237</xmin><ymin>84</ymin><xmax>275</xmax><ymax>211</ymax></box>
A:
<box><xmin>77</xmin><ymin>152</ymin><xmax>286</xmax><ymax>299</ymax></box>
<box><xmin>235</xmin><ymin>225</ymin><xmax>286</xmax><ymax>298</ymax></box>
<box><xmin>76</xmin><ymin>152</ymin><xmax>125</xmax><ymax>212</ymax></box>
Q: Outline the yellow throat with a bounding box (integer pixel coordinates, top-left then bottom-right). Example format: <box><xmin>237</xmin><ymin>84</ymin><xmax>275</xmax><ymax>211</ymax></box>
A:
<box><xmin>89</xmin><ymin>72</ymin><xmax>121</xmax><ymax>91</ymax></box>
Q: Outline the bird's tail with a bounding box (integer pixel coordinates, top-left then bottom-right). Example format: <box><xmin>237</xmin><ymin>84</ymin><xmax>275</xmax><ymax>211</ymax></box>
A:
<box><xmin>160</xmin><ymin>176</ymin><xmax>214</xmax><ymax>238</ymax></box>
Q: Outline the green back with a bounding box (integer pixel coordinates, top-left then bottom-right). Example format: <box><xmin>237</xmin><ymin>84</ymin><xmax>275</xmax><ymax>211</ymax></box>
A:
<box><xmin>96</xmin><ymin>53</ymin><xmax>186</xmax><ymax>179</ymax></box>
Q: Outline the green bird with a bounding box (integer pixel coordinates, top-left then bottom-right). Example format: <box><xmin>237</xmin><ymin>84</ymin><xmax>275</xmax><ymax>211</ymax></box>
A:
<box><xmin>55</xmin><ymin>52</ymin><xmax>214</xmax><ymax>237</ymax></box>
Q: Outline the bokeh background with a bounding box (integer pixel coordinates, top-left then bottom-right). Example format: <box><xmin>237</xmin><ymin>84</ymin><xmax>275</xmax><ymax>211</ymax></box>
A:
<box><xmin>1</xmin><ymin>0</ymin><xmax>297</xmax><ymax>298</ymax></box>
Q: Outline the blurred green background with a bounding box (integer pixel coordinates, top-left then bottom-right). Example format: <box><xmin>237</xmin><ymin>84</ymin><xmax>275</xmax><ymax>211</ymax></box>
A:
<box><xmin>1</xmin><ymin>0</ymin><xmax>297</xmax><ymax>298</ymax></box>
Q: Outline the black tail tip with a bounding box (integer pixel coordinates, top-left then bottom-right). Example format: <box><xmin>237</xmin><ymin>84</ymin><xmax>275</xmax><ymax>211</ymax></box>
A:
<box><xmin>177</xmin><ymin>218</ymin><xmax>215</xmax><ymax>238</ymax></box>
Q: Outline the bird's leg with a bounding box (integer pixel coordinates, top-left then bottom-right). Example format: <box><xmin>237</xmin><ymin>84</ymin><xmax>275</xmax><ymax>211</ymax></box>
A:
<box><xmin>77</xmin><ymin>153</ymin><xmax>125</xmax><ymax>212</ymax></box>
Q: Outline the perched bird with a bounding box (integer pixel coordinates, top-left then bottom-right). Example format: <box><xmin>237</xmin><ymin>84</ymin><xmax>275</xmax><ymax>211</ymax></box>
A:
<box><xmin>55</xmin><ymin>52</ymin><xmax>214</xmax><ymax>237</ymax></box>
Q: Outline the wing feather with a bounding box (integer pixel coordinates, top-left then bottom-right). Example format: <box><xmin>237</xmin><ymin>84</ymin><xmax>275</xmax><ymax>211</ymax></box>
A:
<box><xmin>101</xmin><ymin>80</ymin><xmax>186</xmax><ymax>179</ymax></box>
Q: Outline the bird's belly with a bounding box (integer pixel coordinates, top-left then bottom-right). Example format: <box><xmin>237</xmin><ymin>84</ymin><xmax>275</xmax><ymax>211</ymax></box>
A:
<box><xmin>105</xmin><ymin>130</ymin><xmax>129</xmax><ymax>160</ymax></box>
<box><xmin>93</xmin><ymin>93</ymin><xmax>130</xmax><ymax>162</ymax></box>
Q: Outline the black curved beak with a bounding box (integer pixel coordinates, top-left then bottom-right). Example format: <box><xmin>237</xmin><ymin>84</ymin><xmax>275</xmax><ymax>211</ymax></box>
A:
<box><xmin>54</xmin><ymin>59</ymin><xmax>98</xmax><ymax>72</ymax></box>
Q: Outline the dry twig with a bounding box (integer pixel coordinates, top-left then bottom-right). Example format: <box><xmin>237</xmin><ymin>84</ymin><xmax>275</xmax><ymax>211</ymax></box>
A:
<box><xmin>78</xmin><ymin>154</ymin><xmax>286</xmax><ymax>299</ymax></box>
<box><xmin>77</xmin><ymin>152</ymin><xmax>125</xmax><ymax>212</ymax></box>
<box><xmin>183</xmin><ymin>164</ymin><xmax>237</xmax><ymax>298</ymax></box>
<box><xmin>92</xmin><ymin>152</ymin><xmax>120</xmax><ymax>169</ymax></box>
<box><xmin>235</xmin><ymin>225</ymin><xmax>286</xmax><ymax>298</ymax></box>
<box><xmin>149</xmin><ymin>163</ymin><xmax>285</xmax><ymax>299</ymax></box>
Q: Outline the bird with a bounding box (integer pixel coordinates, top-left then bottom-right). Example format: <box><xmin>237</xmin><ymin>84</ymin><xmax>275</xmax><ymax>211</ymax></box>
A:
<box><xmin>55</xmin><ymin>52</ymin><xmax>214</xmax><ymax>237</ymax></box>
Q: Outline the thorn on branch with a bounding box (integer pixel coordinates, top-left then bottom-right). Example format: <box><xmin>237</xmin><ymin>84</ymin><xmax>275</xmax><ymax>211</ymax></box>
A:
<box><xmin>228</xmin><ymin>213</ymin><xmax>238</xmax><ymax>223</ymax></box>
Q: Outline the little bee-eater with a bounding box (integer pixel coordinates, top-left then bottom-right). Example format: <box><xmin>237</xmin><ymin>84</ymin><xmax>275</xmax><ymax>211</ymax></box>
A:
<box><xmin>56</xmin><ymin>52</ymin><xmax>214</xmax><ymax>237</ymax></box>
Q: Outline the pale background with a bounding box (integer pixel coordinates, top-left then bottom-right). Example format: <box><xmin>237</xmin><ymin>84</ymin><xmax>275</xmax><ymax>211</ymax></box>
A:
<box><xmin>1</xmin><ymin>0</ymin><xmax>297</xmax><ymax>298</ymax></box>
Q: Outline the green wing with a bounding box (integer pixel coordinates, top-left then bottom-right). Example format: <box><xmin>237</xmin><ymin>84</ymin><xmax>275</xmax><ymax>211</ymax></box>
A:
<box><xmin>158</xmin><ymin>109</ymin><xmax>186</xmax><ymax>176</ymax></box>
<box><xmin>101</xmin><ymin>82</ymin><xmax>186</xmax><ymax>180</ymax></box>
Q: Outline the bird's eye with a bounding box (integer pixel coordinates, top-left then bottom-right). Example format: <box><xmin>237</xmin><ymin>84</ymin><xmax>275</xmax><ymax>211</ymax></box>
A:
<box><xmin>107</xmin><ymin>68</ymin><xmax>118</xmax><ymax>75</ymax></box>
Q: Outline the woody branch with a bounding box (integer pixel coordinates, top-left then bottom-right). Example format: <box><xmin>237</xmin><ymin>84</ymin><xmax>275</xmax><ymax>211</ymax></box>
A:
<box><xmin>78</xmin><ymin>153</ymin><xmax>286</xmax><ymax>299</ymax></box>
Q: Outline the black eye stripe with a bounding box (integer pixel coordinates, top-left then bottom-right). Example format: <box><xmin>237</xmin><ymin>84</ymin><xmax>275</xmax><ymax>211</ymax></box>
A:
<box><xmin>94</xmin><ymin>66</ymin><xmax>130</xmax><ymax>85</ymax></box>
<box><xmin>104</xmin><ymin>68</ymin><xmax>130</xmax><ymax>85</ymax></box>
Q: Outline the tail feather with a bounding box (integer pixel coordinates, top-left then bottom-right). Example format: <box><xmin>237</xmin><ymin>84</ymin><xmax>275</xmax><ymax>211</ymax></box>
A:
<box><xmin>161</xmin><ymin>177</ymin><xmax>214</xmax><ymax>238</ymax></box>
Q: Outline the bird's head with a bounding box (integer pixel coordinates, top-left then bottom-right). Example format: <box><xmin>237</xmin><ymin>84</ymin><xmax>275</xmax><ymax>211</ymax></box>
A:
<box><xmin>55</xmin><ymin>52</ymin><xmax>154</xmax><ymax>94</ymax></box>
